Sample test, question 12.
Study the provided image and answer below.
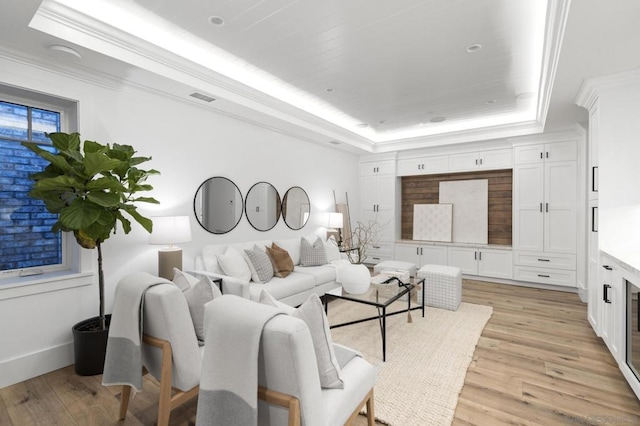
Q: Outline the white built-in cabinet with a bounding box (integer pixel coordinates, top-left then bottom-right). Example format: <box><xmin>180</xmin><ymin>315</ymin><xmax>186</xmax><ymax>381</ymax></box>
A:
<box><xmin>448</xmin><ymin>148</ymin><xmax>512</xmax><ymax>171</ymax></box>
<box><xmin>599</xmin><ymin>254</ymin><xmax>622</xmax><ymax>362</ymax></box>
<box><xmin>359</xmin><ymin>159</ymin><xmax>397</xmax><ymax>264</ymax></box>
<box><xmin>447</xmin><ymin>247</ymin><xmax>512</xmax><ymax>279</ymax></box>
<box><xmin>395</xmin><ymin>243</ymin><xmax>448</xmax><ymax>268</ymax></box>
<box><xmin>397</xmin><ymin>155</ymin><xmax>448</xmax><ymax>176</ymax></box>
<box><xmin>512</xmin><ymin>140</ymin><xmax>578</xmax><ymax>287</ymax></box>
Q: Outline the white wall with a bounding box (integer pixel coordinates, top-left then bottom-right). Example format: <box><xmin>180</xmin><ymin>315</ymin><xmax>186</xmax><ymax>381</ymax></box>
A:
<box><xmin>0</xmin><ymin>55</ymin><xmax>360</xmax><ymax>387</ymax></box>
<box><xmin>597</xmin><ymin>74</ymin><xmax>640</xmax><ymax>256</ymax></box>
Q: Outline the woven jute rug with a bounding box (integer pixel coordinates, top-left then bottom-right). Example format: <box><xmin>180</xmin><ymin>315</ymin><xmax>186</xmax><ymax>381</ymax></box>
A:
<box><xmin>327</xmin><ymin>298</ymin><xmax>493</xmax><ymax>426</ymax></box>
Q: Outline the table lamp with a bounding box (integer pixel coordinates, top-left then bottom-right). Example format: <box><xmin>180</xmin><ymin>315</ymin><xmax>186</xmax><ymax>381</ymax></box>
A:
<box><xmin>149</xmin><ymin>216</ymin><xmax>192</xmax><ymax>280</ymax></box>
<box><xmin>327</xmin><ymin>212</ymin><xmax>344</xmax><ymax>248</ymax></box>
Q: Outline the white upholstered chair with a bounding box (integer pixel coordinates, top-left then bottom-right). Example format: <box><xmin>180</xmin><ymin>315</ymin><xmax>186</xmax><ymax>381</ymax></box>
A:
<box><xmin>201</xmin><ymin>296</ymin><xmax>377</xmax><ymax>426</ymax></box>
<box><xmin>118</xmin><ymin>283</ymin><xmax>203</xmax><ymax>426</ymax></box>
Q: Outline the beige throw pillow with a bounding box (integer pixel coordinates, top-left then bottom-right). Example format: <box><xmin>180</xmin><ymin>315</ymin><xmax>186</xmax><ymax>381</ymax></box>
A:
<box><xmin>172</xmin><ymin>269</ymin><xmax>222</xmax><ymax>342</ymax></box>
<box><xmin>266</xmin><ymin>243</ymin><xmax>294</xmax><ymax>278</ymax></box>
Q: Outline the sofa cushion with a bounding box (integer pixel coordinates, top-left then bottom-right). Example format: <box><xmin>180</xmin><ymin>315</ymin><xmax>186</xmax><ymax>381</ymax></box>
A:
<box><xmin>217</xmin><ymin>247</ymin><xmax>252</xmax><ymax>281</ymax></box>
<box><xmin>300</xmin><ymin>237</ymin><xmax>328</xmax><ymax>267</ymax></box>
<box><xmin>243</xmin><ymin>245</ymin><xmax>274</xmax><ymax>283</ymax></box>
<box><xmin>294</xmin><ymin>265</ymin><xmax>336</xmax><ymax>285</ymax></box>
<box><xmin>324</xmin><ymin>236</ymin><xmax>342</xmax><ymax>262</ymax></box>
<box><xmin>202</xmin><ymin>244</ymin><xmax>227</xmax><ymax>274</ymax></box>
<box><xmin>250</xmin><ymin>272</ymin><xmax>315</xmax><ymax>301</ymax></box>
<box><xmin>171</xmin><ymin>269</ymin><xmax>222</xmax><ymax>342</ymax></box>
<box><xmin>266</xmin><ymin>243</ymin><xmax>295</xmax><ymax>278</ymax></box>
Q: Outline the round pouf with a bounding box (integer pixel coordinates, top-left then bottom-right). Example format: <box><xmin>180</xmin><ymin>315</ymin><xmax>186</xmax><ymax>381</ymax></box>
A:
<box><xmin>341</xmin><ymin>264</ymin><xmax>371</xmax><ymax>294</ymax></box>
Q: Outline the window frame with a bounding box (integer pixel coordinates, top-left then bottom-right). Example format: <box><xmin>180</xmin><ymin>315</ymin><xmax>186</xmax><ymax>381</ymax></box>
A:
<box><xmin>0</xmin><ymin>87</ymin><xmax>78</xmax><ymax>281</ymax></box>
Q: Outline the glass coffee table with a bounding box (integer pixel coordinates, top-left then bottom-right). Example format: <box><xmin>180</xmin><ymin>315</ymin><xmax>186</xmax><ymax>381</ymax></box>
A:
<box><xmin>324</xmin><ymin>277</ymin><xmax>425</xmax><ymax>361</ymax></box>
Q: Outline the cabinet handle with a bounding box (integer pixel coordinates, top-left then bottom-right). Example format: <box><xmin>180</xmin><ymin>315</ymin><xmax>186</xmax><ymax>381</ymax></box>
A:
<box><xmin>546</xmin><ymin>151</ymin><xmax>549</xmax><ymax>159</ymax></box>
<box><xmin>538</xmin><ymin>274</ymin><xmax>550</xmax><ymax>278</ymax></box>
<box><xmin>540</xmin><ymin>203</ymin><xmax>543</xmax><ymax>213</ymax></box>
<box><xmin>475</xmin><ymin>159</ymin><xmax>478</xmax><ymax>165</ymax></box>
<box><xmin>538</xmin><ymin>258</ymin><xmax>550</xmax><ymax>262</ymax></box>
<box><xmin>591</xmin><ymin>206</ymin><xmax>598</xmax><ymax>232</ymax></box>
<box><xmin>474</xmin><ymin>252</ymin><xmax>477</xmax><ymax>260</ymax></box>
<box><xmin>417</xmin><ymin>247</ymin><xmax>420</xmax><ymax>255</ymax></box>
<box><xmin>602</xmin><ymin>265</ymin><xmax>613</xmax><ymax>271</ymax></box>
<box><xmin>546</xmin><ymin>203</ymin><xmax>549</xmax><ymax>213</ymax></box>
<box><xmin>479</xmin><ymin>251</ymin><xmax>482</xmax><ymax>260</ymax></box>
<box><xmin>540</xmin><ymin>152</ymin><xmax>543</xmax><ymax>159</ymax></box>
<box><xmin>603</xmin><ymin>284</ymin><xmax>612</xmax><ymax>304</ymax></box>
<box><xmin>420</xmin><ymin>247</ymin><xmax>423</xmax><ymax>255</ymax></box>
<box><xmin>592</xmin><ymin>166</ymin><xmax>598</xmax><ymax>192</ymax></box>
<box><xmin>372</xmin><ymin>245</ymin><xmax>381</xmax><ymax>249</ymax></box>
<box><xmin>479</xmin><ymin>158</ymin><xmax>483</xmax><ymax>165</ymax></box>
<box><xmin>373</xmin><ymin>257</ymin><xmax>380</xmax><ymax>260</ymax></box>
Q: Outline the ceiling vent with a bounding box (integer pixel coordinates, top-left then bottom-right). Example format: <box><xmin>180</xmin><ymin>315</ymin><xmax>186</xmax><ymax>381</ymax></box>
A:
<box><xmin>189</xmin><ymin>92</ymin><xmax>216</xmax><ymax>103</ymax></box>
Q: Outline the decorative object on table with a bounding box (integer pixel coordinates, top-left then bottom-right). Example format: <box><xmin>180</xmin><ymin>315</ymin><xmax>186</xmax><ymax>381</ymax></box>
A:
<box><xmin>439</xmin><ymin>179</ymin><xmax>488</xmax><ymax>244</ymax></box>
<box><xmin>370</xmin><ymin>273</ymin><xmax>415</xmax><ymax>320</ymax></box>
<box><xmin>193</xmin><ymin>176</ymin><xmax>243</xmax><ymax>234</ymax></box>
<box><xmin>149</xmin><ymin>216</ymin><xmax>192</xmax><ymax>280</ymax></box>
<box><xmin>340</xmin><ymin>263</ymin><xmax>371</xmax><ymax>294</ymax></box>
<box><xmin>412</xmin><ymin>203</ymin><xmax>453</xmax><ymax>242</ymax></box>
<box><xmin>327</xmin><ymin>212</ymin><xmax>344</xmax><ymax>248</ymax></box>
<box><xmin>22</xmin><ymin>132</ymin><xmax>159</xmax><ymax>375</ymax></box>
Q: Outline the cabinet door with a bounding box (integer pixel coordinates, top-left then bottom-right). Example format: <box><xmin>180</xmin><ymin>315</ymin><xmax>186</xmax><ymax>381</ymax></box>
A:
<box><xmin>360</xmin><ymin>210</ymin><xmax>395</xmax><ymax>243</ymax></box>
<box><xmin>376</xmin><ymin>175</ymin><xmax>397</xmax><ymax>212</ymax></box>
<box><xmin>359</xmin><ymin>160</ymin><xmax>395</xmax><ymax>177</ymax></box>
<box><xmin>513</xmin><ymin>164</ymin><xmax>544</xmax><ymax>252</ymax></box>
<box><xmin>600</xmin><ymin>262</ymin><xmax>621</xmax><ymax>361</ymax></box>
<box><xmin>397</xmin><ymin>158</ymin><xmax>423</xmax><ymax>176</ymax></box>
<box><xmin>514</xmin><ymin>144</ymin><xmax>544</xmax><ymax>165</ymax></box>
<box><xmin>448</xmin><ymin>152</ymin><xmax>478</xmax><ymax>171</ymax></box>
<box><xmin>479</xmin><ymin>149</ymin><xmax>512</xmax><ymax>169</ymax></box>
<box><xmin>545</xmin><ymin>141</ymin><xmax>577</xmax><ymax>162</ymax></box>
<box><xmin>423</xmin><ymin>155</ymin><xmax>449</xmax><ymax>173</ymax></box>
<box><xmin>448</xmin><ymin>247</ymin><xmax>478</xmax><ymax>275</ymax></box>
<box><xmin>478</xmin><ymin>249</ymin><xmax>512</xmax><ymax>279</ymax></box>
<box><xmin>587</xmin><ymin>199</ymin><xmax>600</xmax><ymax>331</ymax></box>
<box><xmin>395</xmin><ymin>244</ymin><xmax>421</xmax><ymax>265</ymax></box>
<box><xmin>544</xmin><ymin>161</ymin><xmax>577</xmax><ymax>253</ymax></box>
<box><xmin>420</xmin><ymin>245</ymin><xmax>448</xmax><ymax>267</ymax></box>
<box><xmin>360</xmin><ymin>176</ymin><xmax>377</xmax><ymax>212</ymax></box>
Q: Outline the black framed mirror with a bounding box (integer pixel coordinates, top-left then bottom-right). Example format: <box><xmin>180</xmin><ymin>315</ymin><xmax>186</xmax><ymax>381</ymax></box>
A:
<box><xmin>244</xmin><ymin>182</ymin><xmax>281</xmax><ymax>232</ymax></box>
<box><xmin>282</xmin><ymin>186</ymin><xmax>310</xmax><ymax>230</ymax></box>
<box><xmin>194</xmin><ymin>177</ymin><xmax>243</xmax><ymax>234</ymax></box>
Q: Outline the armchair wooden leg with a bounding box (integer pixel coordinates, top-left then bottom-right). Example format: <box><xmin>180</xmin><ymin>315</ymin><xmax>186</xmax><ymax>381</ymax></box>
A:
<box><xmin>119</xmin><ymin>385</ymin><xmax>132</xmax><ymax>420</ymax></box>
<box><xmin>366</xmin><ymin>389</ymin><xmax>375</xmax><ymax>426</ymax></box>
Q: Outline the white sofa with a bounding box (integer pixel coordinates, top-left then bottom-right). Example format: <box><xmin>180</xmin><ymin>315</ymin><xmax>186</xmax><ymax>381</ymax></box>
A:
<box><xmin>191</xmin><ymin>236</ymin><xmax>346</xmax><ymax>306</ymax></box>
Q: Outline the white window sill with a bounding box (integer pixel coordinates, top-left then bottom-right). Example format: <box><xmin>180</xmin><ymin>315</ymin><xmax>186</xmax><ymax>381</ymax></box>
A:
<box><xmin>0</xmin><ymin>271</ymin><xmax>94</xmax><ymax>300</ymax></box>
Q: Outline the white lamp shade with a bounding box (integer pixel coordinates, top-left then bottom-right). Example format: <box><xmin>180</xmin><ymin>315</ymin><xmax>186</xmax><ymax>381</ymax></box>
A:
<box><xmin>149</xmin><ymin>216</ymin><xmax>192</xmax><ymax>245</ymax></box>
<box><xmin>328</xmin><ymin>212</ymin><xmax>344</xmax><ymax>229</ymax></box>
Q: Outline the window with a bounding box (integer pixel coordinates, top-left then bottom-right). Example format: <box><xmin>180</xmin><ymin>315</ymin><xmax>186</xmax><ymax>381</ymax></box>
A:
<box><xmin>0</xmin><ymin>89</ymin><xmax>75</xmax><ymax>278</ymax></box>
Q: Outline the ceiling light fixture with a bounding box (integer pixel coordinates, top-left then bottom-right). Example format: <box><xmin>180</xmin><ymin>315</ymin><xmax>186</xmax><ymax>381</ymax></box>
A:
<box><xmin>430</xmin><ymin>116</ymin><xmax>446</xmax><ymax>123</ymax></box>
<box><xmin>356</xmin><ymin>123</ymin><xmax>369</xmax><ymax>128</ymax></box>
<box><xmin>466</xmin><ymin>44</ymin><xmax>482</xmax><ymax>53</ymax></box>
<box><xmin>48</xmin><ymin>44</ymin><xmax>82</xmax><ymax>60</ymax></box>
<box><xmin>208</xmin><ymin>15</ymin><xmax>225</xmax><ymax>26</ymax></box>
<box><xmin>325</xmin><ymin>88</ymin><xmax>334</xmax><ymax>92</ymax></box>
<box><xmin>486</xmin><ymin>100</ymin><xmax>497</xmax><ymax>104</ymax></box>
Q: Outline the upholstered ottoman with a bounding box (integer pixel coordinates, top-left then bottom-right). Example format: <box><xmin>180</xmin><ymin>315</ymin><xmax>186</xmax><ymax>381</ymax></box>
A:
<box><xmin>373</xmin><ymin>260</ymin><xmax>417</xmax><ymax>278</ymax></box>
<box><xmin>417</xmin><ymin>264</ymin><xmax>462</xmax><ymax>311</ymax></box>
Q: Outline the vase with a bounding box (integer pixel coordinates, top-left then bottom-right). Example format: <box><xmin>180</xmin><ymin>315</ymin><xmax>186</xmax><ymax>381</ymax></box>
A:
<box><xmin>341</xmin><ymin>264</ymin><xmax>371</xmax><ymax>294</ymax></box>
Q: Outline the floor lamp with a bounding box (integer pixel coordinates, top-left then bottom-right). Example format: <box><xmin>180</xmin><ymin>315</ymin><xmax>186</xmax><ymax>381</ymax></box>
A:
<box><xmin>149</xmin><ymin>216</ymin><xmax>192</xmax><ymax>280</ymax></box>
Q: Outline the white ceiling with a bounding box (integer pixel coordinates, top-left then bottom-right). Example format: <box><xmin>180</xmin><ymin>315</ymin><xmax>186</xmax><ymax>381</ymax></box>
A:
<box><xmin>1</xmin><ymin>0</ymin><xmax>639</xmax><ymax>153</ymax></box>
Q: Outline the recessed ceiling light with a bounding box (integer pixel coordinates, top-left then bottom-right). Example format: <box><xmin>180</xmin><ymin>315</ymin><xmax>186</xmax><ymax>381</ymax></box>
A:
<box><xmin>466</xmin><ymin>44</ymin><xmax>482</xmax><ymax>53</ymax></box>
<box><xmin>325</xmin><ymin>88</ymin><xmax>334</xmax><ymax>93</ymax></box>
<box><xmin>356</xmin><ymin>123</ymin><xmax>369</xmax><ymax>128</ymax></box>
<box><xmin>486</xmin><ymin>99</ymin><xmax>497</xmax><ymax>104</ymax></box>
<box><xmin>378</xmin><ymin>120</ymin><xmax>386</xmax><ymax>124</ymax></box>
<box><xmin>430</xmin><ymin>116</ymin><xmax>446</xmax><ymax>123</ymax></box>
<box><xmin>48</xmin><ymin>44</ymin><xmax>82</xmax><ymax>60</ymax></box>
<box><xmin>208</xmin><ymin>15</ymin><xmax>225</xmax><ymax>26</ymax></box>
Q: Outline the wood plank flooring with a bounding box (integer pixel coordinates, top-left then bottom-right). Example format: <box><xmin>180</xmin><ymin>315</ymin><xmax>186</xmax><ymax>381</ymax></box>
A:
<box><xmin>1</xmin><ymin>280</ymin><xmax>639</xmax><ymax>425</ymax></box>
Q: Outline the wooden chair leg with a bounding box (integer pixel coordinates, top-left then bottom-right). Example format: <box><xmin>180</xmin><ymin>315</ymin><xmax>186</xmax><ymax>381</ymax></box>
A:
<box><xmin>366</xmin><ymin>389</ymin><xmax>375</xmax><ymax>426</ymax></box>
<box><xmin>157</xmin><ymin>344</ymin><xmax>174</xmax><ymax>426</ymax></box>
<box><xmin>119</xmin><ymin>385</ymin><xmax>132</xmax><ymax>420</ymax></box>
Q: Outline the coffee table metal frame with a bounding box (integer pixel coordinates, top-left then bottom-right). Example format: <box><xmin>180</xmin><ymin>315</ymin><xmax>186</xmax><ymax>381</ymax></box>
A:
<box><xmin>323</xmin><ymin>277</ymin><xmax>425</xmax><ymax>362</ymax></box>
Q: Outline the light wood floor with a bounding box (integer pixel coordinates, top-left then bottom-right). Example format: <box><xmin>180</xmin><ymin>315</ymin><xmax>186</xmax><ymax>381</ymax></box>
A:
<box><xmin>2</xmin><ymin>280</ymin><xmax>639</xmax><ymax>425</ymax></box>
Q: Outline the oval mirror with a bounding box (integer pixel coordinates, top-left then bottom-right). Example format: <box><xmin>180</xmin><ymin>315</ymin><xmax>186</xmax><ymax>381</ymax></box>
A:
<box><xmin>194</xmin><ymin>177</ymin><xmax>243</xmax><ymax>234</ymax></box>
<box><xmin>245</xmin><ymin>182</ymin><xmax>281</xmax><ymax>232</ymax></box>
<box><xmin>282</xmin><ymin>186</ymin><xmax>310</xmax><ymax>230</ymax></box>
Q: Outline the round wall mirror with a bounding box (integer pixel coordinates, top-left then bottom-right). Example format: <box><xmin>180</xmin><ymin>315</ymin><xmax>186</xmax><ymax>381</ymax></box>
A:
<box><xmin>282</xmin><ymin>186</ymin><xmax>310</xmax><ymax>230</ymax></box>
<box><xmin>245</xmin><ymin>182</ymin><xmax>281</xmax><ymax>232</ymax></box>
<box><xmin>194</xmin><ymin>177</ymin><xmax>243</xmax><ymax>234</ymax></box>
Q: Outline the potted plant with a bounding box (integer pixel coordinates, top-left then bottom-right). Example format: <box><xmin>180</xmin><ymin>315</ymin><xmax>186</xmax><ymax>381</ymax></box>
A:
<box><xmin>22</xmin><ymin>132</ymin><xmax>159</xmax><ymax>375</ymax></box>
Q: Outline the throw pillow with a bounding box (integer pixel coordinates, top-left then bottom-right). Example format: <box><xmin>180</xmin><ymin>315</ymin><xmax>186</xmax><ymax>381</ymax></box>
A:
<box><xmin>217</xmin><ymin>247</ymin><xmax>252</xmax><ymax>281</ymax></box>
<box><xmin>171</xmin><ymin>269</ymin><xmax>222</xmax><ymax>342</ymax></box>
<box><xmin>244</xmin><ymin>245</ymin><xmax>274</xmax><ymax>283</ymax></box>
<box><xmin>258</xmin><ymin>289</ymin><xmax>296</xmax><ymax>315</ymax></box>
<box><xmin>300</xmin><ymin>237</ymin><xmax>328</xmax><ymax>267</ymax></box>
<box><xmin>266</xmin><ymin>243</ymin><xmax>295</xmax><ymax>278</ymax></box>
<box><xmin>324</xmin><ymin>236</ymin><xmax>342</xmax><ymax>262</ymax></box>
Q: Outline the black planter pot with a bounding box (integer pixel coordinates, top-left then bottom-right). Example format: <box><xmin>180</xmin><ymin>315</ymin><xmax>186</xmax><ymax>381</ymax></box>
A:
<box><xmin>72</xmin><ymin>314</ymin><xmax>111</xmax><ymax>376</ymax></box>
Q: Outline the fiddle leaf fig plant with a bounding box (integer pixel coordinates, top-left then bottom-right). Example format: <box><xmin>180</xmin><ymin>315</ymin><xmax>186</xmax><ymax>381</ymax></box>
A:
<box><xmin>22</xmin><ymin>132</ymin><xmax>160</xmax><ymax>330</ymax></box>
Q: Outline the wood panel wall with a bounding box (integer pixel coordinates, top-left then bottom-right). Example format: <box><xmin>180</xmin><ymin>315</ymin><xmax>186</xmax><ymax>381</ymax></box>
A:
<box><xmin>401</xmin><ymin>169</ymin><xmax>512</xmax><ymax>245</ymax></box>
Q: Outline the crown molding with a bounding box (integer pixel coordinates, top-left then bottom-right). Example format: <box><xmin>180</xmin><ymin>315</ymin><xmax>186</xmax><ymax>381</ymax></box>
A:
<box><xmin>575</xmin><ymin>68</ymin><xmax>640</xmax><ymax>109</ymax></box>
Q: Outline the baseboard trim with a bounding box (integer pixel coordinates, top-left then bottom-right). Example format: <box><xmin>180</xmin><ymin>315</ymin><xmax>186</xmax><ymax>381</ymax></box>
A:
<box><xmin>462</xmin><ymin>274</ymin><xmax>579</xmax><ymax>294</ymax></box>
<box><xmin>0</xmin><ymin>342</ymin><xmax>74</xmax><ymax>389</ymax></box>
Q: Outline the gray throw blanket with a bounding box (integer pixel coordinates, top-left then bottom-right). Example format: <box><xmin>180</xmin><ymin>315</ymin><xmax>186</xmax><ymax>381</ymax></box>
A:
<box><xmin>196</xmin><ymin>295</ymin><xmax>284</xmax><ymax>426</ymax></box>
<box><xmin>102</xmin><ymin>272</ymin><xmax>170</xmax><ymax>391</ymax></box>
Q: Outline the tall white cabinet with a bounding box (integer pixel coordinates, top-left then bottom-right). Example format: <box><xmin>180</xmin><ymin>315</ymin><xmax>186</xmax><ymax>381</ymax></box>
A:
<box><xmin>359</xmin><ymin>157</ymin><xmax>398</xmax><ymax>264</ymax></box>
<box><xmin>512</xmin><ymin>140</ymin><xmax>578</xmax><ymax>287</ymax></box>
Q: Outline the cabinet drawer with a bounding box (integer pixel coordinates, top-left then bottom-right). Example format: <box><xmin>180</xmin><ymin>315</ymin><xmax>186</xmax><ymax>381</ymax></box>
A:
<box><xmin>513</xmin><ymin>266</ymin><xmax>576</xmax><ymax>287</ymax></box>
<box><xmin>366</xmin><ymin>243</ymin><xmax>393</xmax><ymax>264</ymax></box>
<box><xmin>513</xmin><ymin>251</ymin><xmax>576</xmax><ymax>270</ymax></box>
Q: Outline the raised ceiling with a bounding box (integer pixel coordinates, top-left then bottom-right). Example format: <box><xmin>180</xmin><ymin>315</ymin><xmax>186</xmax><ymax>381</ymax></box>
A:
<box><xmin>9</xmin><ymin>0</ymin><xmax>573</xmax><ymax>152</ymax></box>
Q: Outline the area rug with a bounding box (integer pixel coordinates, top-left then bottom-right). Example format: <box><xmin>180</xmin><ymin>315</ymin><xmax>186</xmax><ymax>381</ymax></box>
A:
<box><xmin>327</xmin><ymin>300</ymin><xmax>493</xmax><ymax>426</ymax></box>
